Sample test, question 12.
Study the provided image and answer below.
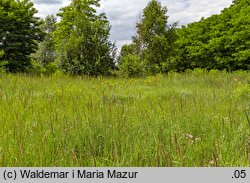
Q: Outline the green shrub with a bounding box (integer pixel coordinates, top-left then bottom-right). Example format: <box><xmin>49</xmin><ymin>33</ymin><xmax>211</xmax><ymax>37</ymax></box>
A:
<box><xmin>44</xmin><ymin>62</ymin><xmax>58</xmax><ymax>74</ymax></box>
<box><xmin>119</xmin><ymin>54</ymin><xmax>144</xmax><ymax>77</ymax></box>
<box><xmin>30</xmin><ymin>60</ymin><xmax>59</xmax><ymax>75</ymax></box>
<box><xmin>0</xmin><ymin>50</ymin><xmax>7</xmax><ymax>73</ymax></box>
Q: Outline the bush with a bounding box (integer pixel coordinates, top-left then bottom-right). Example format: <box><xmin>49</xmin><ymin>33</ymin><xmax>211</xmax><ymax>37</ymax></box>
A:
<box><xmin>45</xmin><ymin>62</ymin><xmax>58</xmax><ymax>75</ymax></box>
<box><xmin>119</xmin><ymin>54</ymin><xmax>144</xmax><ymax>77</ymax></box>
<box><xmin>30</xmin><ymin>60</ymin><xmax>59</xmax><ymax>75</ymax></box>
<box><xmin>0</xmin><ymin>50</ymin><xmax>7</xmax><ymax>73</ymax></box>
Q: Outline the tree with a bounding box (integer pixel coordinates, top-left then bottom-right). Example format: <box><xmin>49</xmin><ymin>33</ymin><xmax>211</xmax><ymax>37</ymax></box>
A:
<box><xmin>174</xmin><ymin>0</ymin><xmax>250</xmax><ymax>71</ymax></box>
<box><xmin>0</xmin><ymin>0</ymin><xmax>44</xmax><ymax>72</ymax></box>
<box><xmin>54</xmin><ymin>0</ymin><xmax>116</xmax><ymax>75</ymax></box>
<box><xmin>34</xmin><ymin>14</ymin><xmax>57</xmax><ymax>66</ymax></box>
<box><xmin>133</xmin><ymin>0</ymin><xmax>177</xmax><ymax>74</ymax></box>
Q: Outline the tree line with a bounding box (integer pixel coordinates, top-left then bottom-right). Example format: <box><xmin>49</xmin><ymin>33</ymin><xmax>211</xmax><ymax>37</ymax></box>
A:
<box><xmin>0</xmin><ymin>0</ymin><xmax>249</xmax><ymax>76</ymax></box>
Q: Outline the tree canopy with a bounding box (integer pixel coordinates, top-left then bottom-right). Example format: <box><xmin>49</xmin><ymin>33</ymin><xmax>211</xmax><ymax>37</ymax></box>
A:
<box><xmin>53</xmin><ymin>0</ymin><xmax>116</xmax><ymax>76</ymax></box>
<box><xmin>174</xmin><ymin>0</ymin><xmax>250</xmax><ymax>71</ymax></box>
<box><xmin>0</xmin><ymin>0</ymin><xmax>44</xmax><ymax>72</ymax></box>
<box><xmin>119</xmin><ymin>0</ymin><xmax>177</xmax><ymax>75</ymax></box>
<box><xmin>0</xmin><ymin>0</ymin><xmax>249</xmax><ymax>75</ymax></box>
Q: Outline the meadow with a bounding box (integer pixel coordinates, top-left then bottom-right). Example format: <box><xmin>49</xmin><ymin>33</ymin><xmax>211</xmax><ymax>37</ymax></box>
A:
<box><xmin>0</xmin><ymin>70</ymin><xmax>249</xmax><ymax>167</ymax></box>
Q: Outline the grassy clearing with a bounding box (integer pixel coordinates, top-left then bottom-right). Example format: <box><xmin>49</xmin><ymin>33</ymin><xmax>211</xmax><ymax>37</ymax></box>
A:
<box><xmin>0</xmin><ymin>71</ymin><xmax>249</xmax><ymax>167</ymax></box>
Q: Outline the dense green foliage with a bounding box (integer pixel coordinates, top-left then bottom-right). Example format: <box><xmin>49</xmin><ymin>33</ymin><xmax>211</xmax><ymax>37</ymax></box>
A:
<box><xmin>0</xmin><ymin>71</ymin><xmax>249</xmax><ymax>166</ymax></box>
<box><xmin>0</xmin><ymin>50</ymin><xmax>7</xmax><ymax>73</ymax></box>
<box><xmin>0</xmin><ymin>0</ymin><xmax>249</xmax><ymax>75</ymax></box>
<box><xmin>134</xmin><ymin>0</ymin><xmax>177</xmax><ymax>74</ymax></box>
<box><xmin>0</xmin><ymin>0</ymin><xmax>44</xmax><ymax>72</ymax></box>
<box><xmin>53</xmin><ymin>0</ymin><xmax>115</xmax><ymax>76</ymax></box>
<box><xmin>119</xmin><ymin>0</ymin><xmax>249</xmax><ymax>76</ymax></box>
<box><xmin>118</xmin><ymin>43</ymin><xmax>144</xmax><ymax>77</ymax></box>
<box><xmin>119</xmin><ymin>0</ymin><xmax>177</xmax><ymax>75</ymax></box>
<box><xmin>119</xmin><ymin>54</ymin><xmax>143</xmax><ymax>77</ymax></box>
<box><xmin>173</xmin><ymin>0</ymin><xmax>250</xmax><ymax>71</ymax></box>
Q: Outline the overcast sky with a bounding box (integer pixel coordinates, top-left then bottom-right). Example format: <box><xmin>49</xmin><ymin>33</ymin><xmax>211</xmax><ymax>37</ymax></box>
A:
<box><xmin>32</xmin><ymin>0</ymin><xmax>233</xmax><ymax>48</ymax></box>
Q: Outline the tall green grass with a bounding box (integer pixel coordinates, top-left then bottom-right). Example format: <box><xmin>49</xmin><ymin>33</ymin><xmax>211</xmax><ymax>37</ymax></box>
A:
<box><xmin>0</xmin><ymin>71</ymin><xmax>249</xmax><ymax>167</ymax></box>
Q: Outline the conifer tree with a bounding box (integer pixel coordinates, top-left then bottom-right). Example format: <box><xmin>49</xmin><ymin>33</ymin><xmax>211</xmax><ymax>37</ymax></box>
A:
<box><xmin>0</xmin><ymin>0</ymin><xmax>44</xmax><ymax>72</ymax></box>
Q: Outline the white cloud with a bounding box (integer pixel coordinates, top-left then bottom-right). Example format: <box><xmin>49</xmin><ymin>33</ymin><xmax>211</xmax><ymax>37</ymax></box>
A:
<box><xmin>167</xmin><ymin>0</ymin><xmax>233</xmax><ymax>24</ymax></box>
<box><xmin>33</xmin><ymin>0</ymin><xmax>69</xmax><ymax>18</ymax></box>
<box><xmin>31</xmin><ymin>0</ymin><xmax>233</xmax><ymax>48</ymax></box>
<box><xmin>33</xmin><ymin>0</ymin><xmax>61</xmax><ymax>4</ymax></box>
